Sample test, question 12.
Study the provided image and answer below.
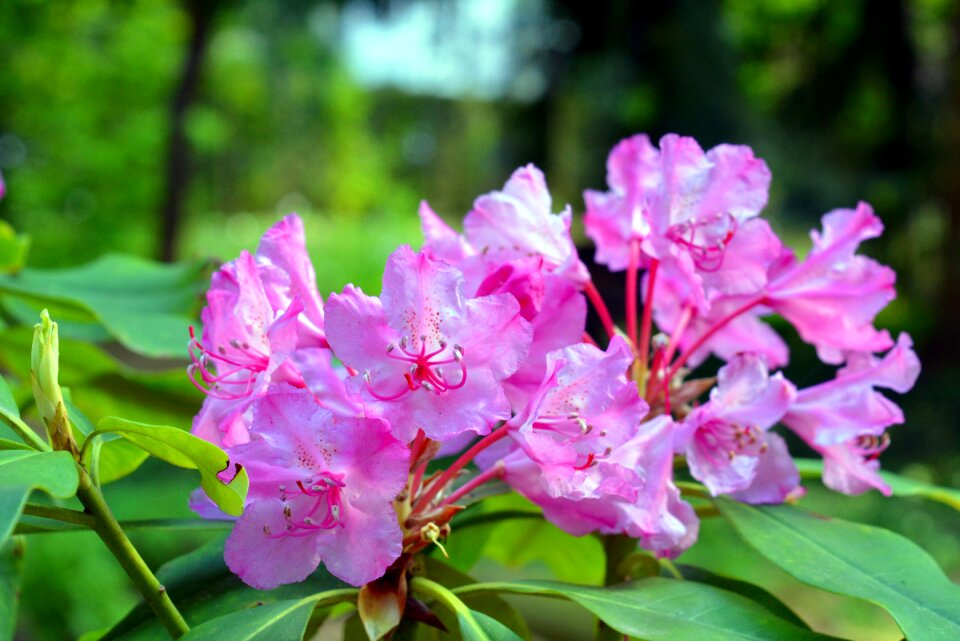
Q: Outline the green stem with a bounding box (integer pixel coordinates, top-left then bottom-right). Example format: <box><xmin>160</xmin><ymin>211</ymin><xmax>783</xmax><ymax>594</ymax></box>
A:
<box><xmin>598</xmin><ymin>534</ymin><xmax>636</xmax><ymax>641</ymax></box>
<box><xmin>22</xmin><ymin>503</ymin><xmax>96</xmax><ymax>528</ymax></box>
<box><xmin>410</xmin><ymin>576</ymin><xmax>497</xmax><ymax>637</ymax></box>
<box><xmin>0</xmin><ymin>413</ymin><xmax>51</xmax><ymax>452</ymax></box>
<box><xmin>75</xmin><ymin>468</ymin><xmax>190</xmax><ymax>639</ymax></box>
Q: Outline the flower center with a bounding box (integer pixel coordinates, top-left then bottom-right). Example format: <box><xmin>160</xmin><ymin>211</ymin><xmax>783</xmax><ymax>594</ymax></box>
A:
<box><xmin>263</xmin><ymin>472</ymin><xmax>346</xmax><ymax>539</ymax></box>
<box><xmin>187</xmin><ymin>326</ymin><xmax>269</xmax><ymax>401</ymax></box>
<box><xmin>697</xmin><ymin>419</ymin><xmax>765</xmax><ymax>461</ymax></box>
<box><xmin>363</xmin><ymin>335</ymin><xmax>468</xmax><ymax>401</ymax></box>
<box><xmin>666</xmin><ymin>211</ymin><xmax>738</xmax><ymax>272</ymax></box>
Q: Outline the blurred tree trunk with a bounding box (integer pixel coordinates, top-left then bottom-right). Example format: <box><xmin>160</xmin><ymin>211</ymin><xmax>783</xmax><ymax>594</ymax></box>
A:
<box><xmin>159</xmin><ymin>0</ymin><xmax>215</xmax><ymax>262</ymax></box>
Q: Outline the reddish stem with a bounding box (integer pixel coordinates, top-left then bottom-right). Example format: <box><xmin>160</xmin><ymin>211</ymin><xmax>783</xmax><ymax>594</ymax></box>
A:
<box><xmin>411</xmin><ymin>425</ymin><xmax>510</xmax><ymax>514</ymax></box>
<box><xmin>439</xmin><ymin>463</ymin><xmax>505</xmax><ymax>507</ymax></box>
<box><xmin>638</xmin><ymin>258</ymin><xmax>659</xmax><ymax>373</ymax></box>
<box><xmin>663</xmin><ymin>303</ymin><xmax>695</xmax><ymax>366</ymax></box>
<box><xmin>582</xmin><ymin>331</ymin><xmax>600</xmax><ymax>348</ymax></box>
<box><xmin>665</xmin><ymin>296</ymin><xmax>765</xmax><ymax>382</ymax></box>
<box><xmin>584</xmin><ymin>281</ymin><xmax>616</xmax><ymax>340</ymax></box>
<box><xmin>626</xmin><ymin>239</ymin><xmax>641</xmax><ymax>348</ymax></box>
<box><xmin>409</xmin><ymin>461</ymin><xmax>428</xmax><ymax>501</ymax></box>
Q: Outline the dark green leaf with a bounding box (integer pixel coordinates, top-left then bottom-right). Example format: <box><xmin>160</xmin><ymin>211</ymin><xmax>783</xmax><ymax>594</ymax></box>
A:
<box><xmin>419</xmin><ymin>557</ymin><xmax>530</xmax><ymax>641</ymax></box>
<box><xmin>179</xmin><ymin>598</ymin><xmax>316</xmax><ymax>641</ymax></box>
<box><xmin>457</xmin><ymin>610</ymin><xmax>523</xmax><ymax>641</ymax></box>
<box><xmin>103</xmin><ymin>535</ymin><xmax>351</xmax><ymax>641</ymax></box>
<box><xmin>455</xmin><ymin>578</ymin><xmax>837</xmax><ymax>641</ymax></box>
<box><xmin>717</xmin><ymin>498</ymin><xmax>960</xmax><ymax>641</ymax></box>
<box><xmin>95</xmin><ymin>417</ymin><xmax>247</xmax><ymax>515</ymax></box>
<box><xmin>0</xmin><ymin>255</ymin><xmax>208</xmax><ymax>358</ymax></box>
<box><xmin>0</xmin><ymin>450</ymin><xmax>79</xmax><ymax>547</ymax></box>
<box><xmin>796</xmin><ymin>458</ymin><xmax>960</xmax><ymax>511</ymax></box>
<box><xmin>672</xmin><ymin>564</ymin><xmax>808</xmax><ymax>628</ymax></box>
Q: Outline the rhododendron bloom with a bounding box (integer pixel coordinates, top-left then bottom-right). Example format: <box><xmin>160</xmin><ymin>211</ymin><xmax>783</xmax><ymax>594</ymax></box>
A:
<box><xmin>224</xmin><ymin>386</ymin><xmax>409</xmax><ymax>588</ymax></box>
<box><xmin>783</xmin><ymin>333</ymin><xmax>920</xmax><ymax>495</ymax></box>
<box><xmin>584</xmin><ymin>134</ymin><xmax>771</xmax><ymax>308</ymax></box>
<box><xmin>189</xmin><ymin>215</ymin><xmax>336</xmax><ymax>447</ymax></box>
<box><xmin>325</xmin><ymin>245</ymin><xmax>531</xmax><ymax>442</ymax></box>
<box><xmin>764</xmin><ymin>202</ymin><xmax>896</xmax><ymax>363</ymax></box>
<box><xmin>678</xmin><ymin>354</ymin><xmax>797</xmax><ymax>499</ymax></box>
<box><xmin>507</xmin><ymin>336</ymin><xmax>649</xmax><ymax>498</ymax></box>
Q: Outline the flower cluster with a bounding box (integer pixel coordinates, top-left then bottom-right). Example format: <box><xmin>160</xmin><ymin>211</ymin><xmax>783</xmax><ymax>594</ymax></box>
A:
<box><xmin>188</xmin><ymin>135</ymin><xmax>919</xmax><ymax>591</ymax></box>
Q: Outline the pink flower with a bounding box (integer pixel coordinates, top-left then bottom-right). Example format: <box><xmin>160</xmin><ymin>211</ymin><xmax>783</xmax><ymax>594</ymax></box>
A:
<box><xmin>325</xmin><ymin>246</ymin><xmax>532</xmax><ymax>442</ymax></box>
<box><xmin>507</xmin><ymin>336</ymin><xmax>649</xmax><ymax>499</ymax></box>
<box><xmin>677</xmin><ymin>354</ymin><xmax>797</xmax><ymax>499</ymax></box>
<box><xmin>255</xmin><ymin>215</ymin><xmax>327</xmax><ymax>348</ymax></box>
<box><xmin>421</xmin><ymin>165</ymin><xmax>589</xmax><ymax>288</ymax></box>
<box><xmin>189</xmin><ymin>252</ymin><xmax>306</xmax><ymax>447</ymax></box>
<box><xmin>188</xmin><ymin>215</ymin><xmax>337</xmax><ymax>447</ymax></box>
<box><xmin>464</xmin><ymin>164</ymin><xmax>589</xmax><ymax>286</ymax></box>
<box><xmin>493</xmin><ymin>416</ymin><xmax>698</xmax><ymax>558</ymax></box>
<box><xmin>0</xmin><ymin>170</ymin><xmax>5</xmax><ymax>200</ymax></box>
<box><xmin>765</xmin><ymin>203</ymin><xmax>896</xmax><ymax>363</ymax></box>
<box><xmin>584</xmin><ymin>134</ymin><xmax>771</xmax><ymax>286</ymax></box>
<box><xmin>783</xmin><ymin>333</ymin><xmax>920</xmax><ymax>496</ymax></box>
<box><xmin>223</xmin><ymin>386</ymin><xmax>409</xmax><ymax>588</ymax></box>
<box><xmin>650</xmin><ymin>270</ymin><xmax>789</xmax><ymax>369</ymax></box>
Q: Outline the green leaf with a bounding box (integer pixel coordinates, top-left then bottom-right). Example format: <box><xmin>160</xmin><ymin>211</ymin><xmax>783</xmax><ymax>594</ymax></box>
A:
<box><xmin>796</xmin><ymin>458</ymin><xmax>960</xmax><ymax>511</ymax></box>
<box><xmin>454</xmin><ymin>579</ymin><xmax>836</xmax><ymax>641</ymax></box>
<box><xmin>672</xmin><ymin>564</ymin><xmax>807</xmax><ymax>628</ymax></box>
<box><xmin>716</xmin><ymin>498</ymin><xmax>960</xmax><ymax>641</ymax></box>
<box><xmin>458</xmin><ymin>610</ymin><xmax>523</xmax><ymax>641</ymax></box>
<box><xmin>95</xmin><ymin>417</ymin><xmax>247</xmax><ymax>515</ymax></box>
<box><xmin>0</xmin><ymin>450</ymin><xmax>79</xmax><ymax>547</ymax></box>
<box><xmin>65</xmin><ymin>400</ymin><xmax>148</xmax><ymax>485</ymax></box>
<box><xmin>103</xmin><ymin>535</ymin><xmax>352</xmax><ymax>640</ymax></box>
<box><xmin>0</xmin><ymin>538</ymin><xmax>24</xmax><ymax>641</ymax></box>
<box><xmin>0</xmin><ymin>254</ymin><xmax>209</xmax><ymax>358</ymax></box>
<box><xmin>179</xmin><ymin>598</ymin><xmax>317</xmax><ymax>641</ymax></box>
<box><xmin>419</xmin><ymin>557</ymin><xmax>530</xmax><ymax>641</ymax></box>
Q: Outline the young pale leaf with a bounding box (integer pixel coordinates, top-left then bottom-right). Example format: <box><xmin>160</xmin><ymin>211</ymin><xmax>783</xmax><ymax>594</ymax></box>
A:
<box><xmin>96</xmin><ymin>418</ymin><xmax>247</xmax><ymax>515</ymax></box>
<box><xmin>178</xmin><ymin>598</ymin><xmax>316</xmax><ymax>641</ymax></box>
<box><xmin>717</xmin><ymin>498</ymin><xmax>960</xmax><ymax>641</ymax></box>
<box><xmin>0</xmin><ymin>450</ymin><xmax>79</xmax><ymax>546</ymax></box>
<box><xmin>0</xmin><ymin>254</ymin><xmax>208</xmax><ymax>358</ymax></box>
<box><xmin>65</xmin><ymin>400</ymin><xmax>148</xmax><ymax>485</ymax></box>
<box><xmin>455</xmin><ymin>578</ymin><xmax>837</xmax><ymax>641</ymax></box>
<box><xmin>795</xmin><ymin>458</ymin><xmax>960</xmax><ymax>511</ymax></box>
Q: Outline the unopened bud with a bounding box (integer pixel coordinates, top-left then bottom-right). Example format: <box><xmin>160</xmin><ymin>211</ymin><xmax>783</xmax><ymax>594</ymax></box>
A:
<box><xmin>31</xmin><ymin>310</ymin><xmax>75</xmax><ymax>454</ymax></box>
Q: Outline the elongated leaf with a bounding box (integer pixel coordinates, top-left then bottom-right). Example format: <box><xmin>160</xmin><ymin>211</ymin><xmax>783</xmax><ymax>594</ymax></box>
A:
<box><xmin>104</xmin><ymin>536</ymin><xmax>351</xmax><ymax>641</ymax></box>
<box><xmin>455</xmin><ymin>579</ymin><xmax>836</xmax><ymax>641</ymax></box>
<box><xmin>458</xmin><ymin>610</ymin><xmax>523</xmax><ymax>641</ymax></box>
<box><xmin>96</xmin><ymin>417</ymin><xmax>247</xmax><ymax>515</ymax></box>
<box><xmin>0</xmin><ymin>254</ymin><xmax>208</xmax><ymax>357</ymax></box>
<box><xmin>796</xmin><ymin>458</ymin><xmax>960</xmax><ymax>511</ymax></box>
<box><xmin>180</xmin><ymin>598</ymin><xmax>316</xmax><ymax>641</ymax></box>
<box><xmin>717</xmin><ymin>498</ymin><xmax>960</xmax><ymax>641</ymax></box>
<box><xmin>672</xmin><ymin>564</ymin><xmax>807</xmax><ymax>628</ymax></box>
<box><xmin>0</xmin><ymin>450</ymin><xmax>79</xmax><ymax>547</ymax></box>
